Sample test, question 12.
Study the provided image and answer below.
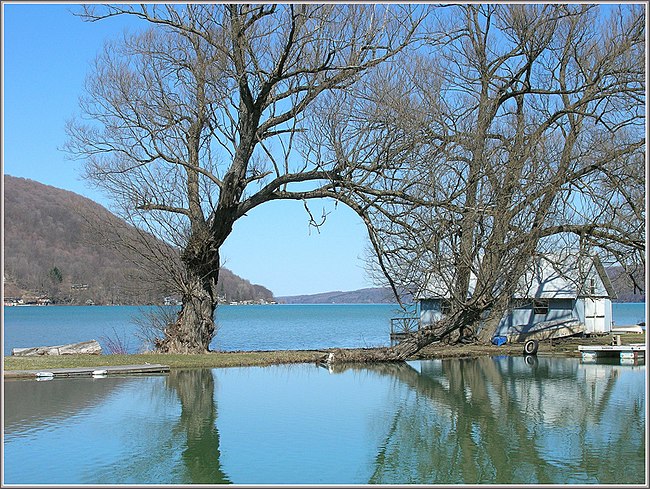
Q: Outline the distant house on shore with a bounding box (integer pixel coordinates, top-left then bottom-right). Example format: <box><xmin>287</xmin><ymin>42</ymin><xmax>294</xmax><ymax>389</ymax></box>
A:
<box><xmin>417</xmin><ymin>254</ymin><xmax>616</xmax><ymax>341</ymax></box>
<box><xmin>3</xmin><ymin>297</ymin><xmax>23</xmax><ymax>306</ymax></box>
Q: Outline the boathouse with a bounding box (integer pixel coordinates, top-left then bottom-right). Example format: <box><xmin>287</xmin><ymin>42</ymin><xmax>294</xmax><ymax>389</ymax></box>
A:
<box><xmin>416</xmin><ymin>254</ymin><xmax>617</xmax><ymax>341</ymax></box>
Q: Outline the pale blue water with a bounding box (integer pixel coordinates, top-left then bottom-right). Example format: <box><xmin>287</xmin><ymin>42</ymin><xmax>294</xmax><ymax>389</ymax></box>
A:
<box><xmin>612</xmin><ymin>302</ymin><xmax>647</xmax><ymax>326</ymax></box>
<box><xmin>2</xmin><ymin>303</ymin><xmax>645</xmax><ymax>355</ymax></box>
<box><xmin>2</xmin><ymin>304</ymin><xmax>401</xmax><ymax>355</ymax></box>
<box><xmin>3</xmin><ymin>357</ymin><xmax>646</xmax><ymax>484</ymax></box>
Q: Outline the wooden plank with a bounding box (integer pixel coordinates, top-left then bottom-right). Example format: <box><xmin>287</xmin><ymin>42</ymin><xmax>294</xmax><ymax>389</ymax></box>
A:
<box><xmin>12</xmin><ymin>340</ymin><xmax>102</xmax><ymax>356</ymax></box>
<box><xmin>4</xmin><ymin>364</ymin><xmax>170</xmax><ymax>379</ymax></box>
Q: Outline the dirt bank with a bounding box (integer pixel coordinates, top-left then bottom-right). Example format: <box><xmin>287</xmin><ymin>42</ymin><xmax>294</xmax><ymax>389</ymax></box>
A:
<box><xmin>412</xmin><ymin>333</ymin><xmax>645</xmax><ymax>360</ymax></box>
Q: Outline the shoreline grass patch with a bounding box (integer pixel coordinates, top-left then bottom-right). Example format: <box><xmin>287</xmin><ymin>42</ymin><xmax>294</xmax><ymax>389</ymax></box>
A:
<box><xmin>3</xmin><ymin>350</ymin><xmax>327</xmax><ymax>371</ymax></box>
<box><xmin>3</xmin><ymin>333</ymin><xmax>644</xmax><ymax>372</ymax></box>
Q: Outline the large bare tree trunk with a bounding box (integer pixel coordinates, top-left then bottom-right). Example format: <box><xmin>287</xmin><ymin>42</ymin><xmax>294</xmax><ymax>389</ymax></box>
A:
<box><xmin>156</xmin><ymin>235</ymin><xmax>220</xmax><ymax>353</ymax></box>
<box><xmin>156</xmin><ymin>280</ymin><xmax>216</xmax><ymax>354</ymax></box>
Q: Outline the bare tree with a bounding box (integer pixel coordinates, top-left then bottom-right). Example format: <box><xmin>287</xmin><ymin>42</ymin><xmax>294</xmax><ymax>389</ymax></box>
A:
<box><xmin>66</xmin><ymin>4</ymin><xmax>428</xmax><ymax>353</ymax></box>
<box><xmin>315</xmin><ymin>4</ymin><xmax>645</xmax><ymax>361</ymax></box>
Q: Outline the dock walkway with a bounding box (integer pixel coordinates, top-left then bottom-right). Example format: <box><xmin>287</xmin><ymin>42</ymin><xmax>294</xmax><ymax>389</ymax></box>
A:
<box><xmin>4</xmin><ymin>364</ymin><xmax>170</xmax><ymax>379</ymax></box>
<box><xmin>578</xmin><ymin>344</ymin><xmax>645</xmax><ymax>361</ymax></box>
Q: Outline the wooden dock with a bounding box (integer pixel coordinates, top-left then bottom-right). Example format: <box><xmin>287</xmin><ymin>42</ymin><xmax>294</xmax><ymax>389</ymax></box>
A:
<box><xmin>578</xmin><ymin>344</ymin><xmax>646</xmax><ymax>361</ymax></box>
<box><xmin>4</xmin><ymin>364</ymin><xmax>170</xmax><ymax>379</ymax></box>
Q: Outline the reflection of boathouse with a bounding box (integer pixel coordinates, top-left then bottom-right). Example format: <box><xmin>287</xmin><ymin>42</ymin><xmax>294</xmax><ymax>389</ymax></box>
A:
<box><xmin>366</xmin><ymin>357</ymin><xmax>645</xmax><ymax>484</ymax></box>
<box><xmin>409</xmin><ymin>357</ymin><xmax>645</xmax><ymax>442</ymax></box>
<box><xmin>416</xmin><ymin>254</ymin><xmax>616</xmax><ymax>341</ymax></box>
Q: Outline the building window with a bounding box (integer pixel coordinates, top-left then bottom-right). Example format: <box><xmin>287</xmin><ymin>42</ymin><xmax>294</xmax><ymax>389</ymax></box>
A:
<box><xmin>512</xmin><ymin>298</ymin><xmax>530</xmax><ymax>309</ymax></box>
<box><xmin>441</xmin><ymin>300</ymin><xmax>451</xmax><ymax>315</ymax></box>
<box><xmin>533</xmin><ymin>299</ymin><xmax>549</xmax><ymax>315</ymax></box>
<box><xmin>589</xmin><ymin>278</ymin><xmax>596</xmax><ymax>295</ymax></box>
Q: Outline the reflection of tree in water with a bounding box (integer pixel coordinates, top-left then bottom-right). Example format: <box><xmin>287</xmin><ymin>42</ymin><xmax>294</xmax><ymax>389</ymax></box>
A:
<box><xmin>4</xmin><ymin>377</ymin><xmax>123</xmax><ymax>435</ymax></box>
<box><xmin>166</xmin><ymin>369</ymin><xmax>230</xmax><ymax>484</ymax></box>
<box><xmin>334</xmin><ymin>358</ymin><xmax>644</xmax><ymax>484</ymax></box>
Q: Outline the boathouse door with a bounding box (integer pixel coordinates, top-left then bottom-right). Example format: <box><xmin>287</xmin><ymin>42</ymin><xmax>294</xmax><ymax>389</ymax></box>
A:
<box><xmin>584</xmin><ymin>298</ymin><xmax>607</xmax><ymax>334</ymax></box>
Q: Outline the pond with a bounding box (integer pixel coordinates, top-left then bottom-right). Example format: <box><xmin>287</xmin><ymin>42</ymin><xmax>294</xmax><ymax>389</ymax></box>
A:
<box><xmin>3</xmin><ymin>357</ymin><xmax>646</xmax><ymax>485</ymax></box>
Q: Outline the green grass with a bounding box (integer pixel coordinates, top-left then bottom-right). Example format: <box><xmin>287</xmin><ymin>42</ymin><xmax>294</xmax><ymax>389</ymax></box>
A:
<box><xmin>3</xmin><ymin>350</ymin><xmax>327</xmax><ymax>371</ymax></box>
<box><xmin>4</xmin><ymin>333</ymin><xmax>645</xmax><ymax>371</ymax></box>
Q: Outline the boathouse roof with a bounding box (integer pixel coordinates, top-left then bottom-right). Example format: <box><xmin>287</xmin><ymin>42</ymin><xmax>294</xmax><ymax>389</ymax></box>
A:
<box><xmin>417</xmin><ymin>253</ymin><xmax>616</xmax><ymax>301</ymax></box>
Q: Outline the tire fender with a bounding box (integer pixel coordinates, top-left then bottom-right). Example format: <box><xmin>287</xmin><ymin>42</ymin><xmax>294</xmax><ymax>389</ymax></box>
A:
<box><xmin>523</xmin><ymin>339</ymin><xmax>539</xmax><ymax>355</ymax></box>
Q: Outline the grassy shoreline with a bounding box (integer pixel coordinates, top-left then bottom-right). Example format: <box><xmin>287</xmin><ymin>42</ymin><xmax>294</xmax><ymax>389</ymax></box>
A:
<box><xmin>3</xmin><ymin>333</ymin><xmax>644</xmax><ymax>372</ymax></box>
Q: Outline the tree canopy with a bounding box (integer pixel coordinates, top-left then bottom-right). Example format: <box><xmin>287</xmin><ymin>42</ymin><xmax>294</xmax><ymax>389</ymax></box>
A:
<box><xmin>66</xmin><ymin>4</ymin><xmax>645</xmax><ymax>357</ymax></box>
<box><xmin>313</xmin><ymin>4</ymin><xmax>645</xmax><ymax>360</ymax></box>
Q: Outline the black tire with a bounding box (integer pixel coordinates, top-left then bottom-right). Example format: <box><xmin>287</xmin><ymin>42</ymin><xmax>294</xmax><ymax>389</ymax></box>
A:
<box><xmin>523</xmin><ymin>339</ymin><xmax>539</xmax><ymax>355</ymax></box>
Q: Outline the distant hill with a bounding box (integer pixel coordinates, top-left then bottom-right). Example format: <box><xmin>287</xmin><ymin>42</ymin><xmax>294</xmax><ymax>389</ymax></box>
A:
<box><xmin>277</xmin><ymin>287</ymin><xmax>409</xmax><ymax>304</ymax></box>
<box><xmin>607</xmin><ymin>266</ymin><xmax>645</xmax><ymax>303</ymax></box>
<box><xmin>3</xmin><ymin>175</ymin><xmax>274</xmax><ymax>305</ymax></box>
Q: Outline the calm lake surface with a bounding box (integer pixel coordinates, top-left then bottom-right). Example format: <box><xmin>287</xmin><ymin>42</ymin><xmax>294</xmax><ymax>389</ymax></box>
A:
<box><xmin>3</xmin><ymin>357</ymin><xmax>646</xmax><ymax>485</ymax></box>
<box><xmin>3</xmin><ymin>304</ymin><xmax>400</xmax><ymax>355</ymax></box>
<box><xmin>2</xmin><ymin>302</ymin><xmax>646</xmax><ymax>355</ymax></box>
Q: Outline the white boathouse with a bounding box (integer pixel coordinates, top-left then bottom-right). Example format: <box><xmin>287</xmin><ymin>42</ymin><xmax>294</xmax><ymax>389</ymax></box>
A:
<box><xmin>416</xmin><ymin>254</ymin><xmax>616</xmax><ymax>341</ymax></box>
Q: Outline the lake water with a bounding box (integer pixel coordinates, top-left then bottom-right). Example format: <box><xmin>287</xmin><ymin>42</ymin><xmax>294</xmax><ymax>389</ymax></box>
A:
<box><xmin>3</xmin><ymin>357</ymin><xmax>645</xmax><ymax>484</ymax></box>
<box><xmin>613</xmin><ymin>302</ymin><xmax>647</xmax><ymax>326</ymax></box>
<box><xmin>2</xmin><ymin>304</ymin><xmax>401</xmax><ymax>355</ymax></box>
<box><xmin>2</xmin><ymin>302</ymin><xmax>646</xmax><ymax>355</ymax></box>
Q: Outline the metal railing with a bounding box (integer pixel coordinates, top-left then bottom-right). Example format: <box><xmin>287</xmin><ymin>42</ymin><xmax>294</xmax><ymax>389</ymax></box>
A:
<box><xmin>390</xmin><ymin>316</ymin><xmax>420</xmax><ymax>336</ymax></box>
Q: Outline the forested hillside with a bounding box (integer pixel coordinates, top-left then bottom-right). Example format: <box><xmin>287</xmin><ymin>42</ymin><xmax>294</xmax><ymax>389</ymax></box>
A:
<box><xmin>3</xmin><ymin>175</ymin><xmax>274</xmax><ymax>305</ymax></box>
<box><xmin>607</xmin><ymin>267</ymin><xmax>646</xmax><ymax>303</ymax></box>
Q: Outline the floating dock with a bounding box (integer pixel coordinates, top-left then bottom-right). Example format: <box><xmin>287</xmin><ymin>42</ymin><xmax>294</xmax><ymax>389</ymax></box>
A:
<box><xmin>611</xmin><ymin>325</ymin><xmax>645</xmax><ymax>334</ymax></box>
<box><xmin>578</xmin><ymin>344</ymin><xmax>645</xmax><ymax>361</ymax></box>
<box><xmin>4</xmin><ymin>364</ymin><xmax>170</xmax><ymax>380</ymax></box>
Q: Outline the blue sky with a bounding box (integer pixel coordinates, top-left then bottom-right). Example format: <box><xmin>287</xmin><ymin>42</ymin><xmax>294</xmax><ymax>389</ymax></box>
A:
<box><xmin>2</xmin><ymin>3</ymin><xmax>373</xmax><ymax>297</ymax></box>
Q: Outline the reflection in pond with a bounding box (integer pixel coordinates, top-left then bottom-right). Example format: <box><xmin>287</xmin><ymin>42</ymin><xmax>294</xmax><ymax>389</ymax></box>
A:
<box><xmin>3</xmin><ymin>376</ymin><xmax>123</xmax><ymax>436</ymax></box>
<box><xmin>336</xmin><ymin>358</ymin><xmax>645</xmax><ymax>484</ymax></box>
<box><xmin>3</xmin><ymin>357</ymin><xmax>645</xmax><ymax>484</ymax></box>
<box><xmin>3</xmin><ymin>371</ymin><xmax>230</xmax><ymax>484</ymax></box>
<box><xmin>166</xmin><ymin>369</ymin><xmax>230</xmax><ymax>484</ymax></box>
<box><xmin>4</xmin><ymin>375</ymin><xmax>181</xmax><ymax>484</ymax></box>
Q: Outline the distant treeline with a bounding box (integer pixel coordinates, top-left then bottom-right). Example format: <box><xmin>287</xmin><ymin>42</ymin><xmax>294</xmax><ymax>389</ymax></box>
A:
<box><xmin>3</xmin><ymin>175</ymin><xmax>274</xmax><ymax>305</ymax></box>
